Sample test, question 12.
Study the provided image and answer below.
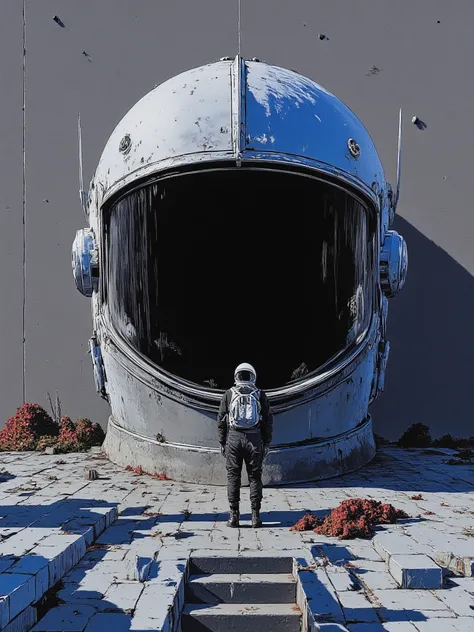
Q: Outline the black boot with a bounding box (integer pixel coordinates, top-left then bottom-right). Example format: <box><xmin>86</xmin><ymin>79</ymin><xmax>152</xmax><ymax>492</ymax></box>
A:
<box><xmin>227</xmin><ymin>507</ymin><xmax>240</xmax><ymax>528</ymax></box>
<box><xmin>251</xmin><ymin>506</ymin><xmax>262</xmax><ymax>529</ymax></box>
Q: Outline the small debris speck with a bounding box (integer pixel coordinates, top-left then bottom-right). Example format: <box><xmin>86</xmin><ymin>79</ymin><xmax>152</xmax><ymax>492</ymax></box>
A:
<box><xmin>291</xmin><ymin>362</ymin><xmax>309</xmax><ymax>380</ymax></box>
<box><xmin>318</xmin><ymin>33</ymin><xmax>329</xmax><ymax>41</ymax></box>
<box><xmin>367</xmin><ymin>66</ymin><xmax>381</xmax><ymax>76</ymax></box>
<box><xmin>84</xmin><ymin>468</ymin><xmax>99</xmax><ymax>481</ymax></box>
<box><xmin>412</xmin><ymin>116</ymin><xmax>427</xmax><ymax>130</ymax></box>
<box><xmin>53</xmin><ymin>15</ymin><xmax>66</xmax><ymax>28</ymax></box>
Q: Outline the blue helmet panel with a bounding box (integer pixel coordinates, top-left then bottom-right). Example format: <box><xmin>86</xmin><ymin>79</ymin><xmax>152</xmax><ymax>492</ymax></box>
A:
<box><xmin>244</xmin><ymin>61</ymin><xmax>385</xmax><ymax>200</ymax></box>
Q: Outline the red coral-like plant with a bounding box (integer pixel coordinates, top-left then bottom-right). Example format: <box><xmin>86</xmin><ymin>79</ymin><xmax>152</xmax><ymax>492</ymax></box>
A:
<box><xmin>289</xmin><ymin>513</ymin><xmax>323</xmax><ymax>532</ymax></box>
<box><xmin>123</xmin><ymin>467</ymin><xmax>172</xmax><ymax>480</ymax></box>
<box><xmin>290</xmin><ymin>498</ymin><xmax>409</xmax><ymax>540</ymax></box>
<box><xmin>57</xmin><ymin>416</ymin><xmax>105</xmax><ymax>453</ymax></box>
<box><xmin>75</xmin><ymin>418</ymin><xmax>104</xmax><ymax>445</ymax></box>
<box><xmin>0</xmin><ymin>405</ymin><xmax>105</xmax><ymax>454</ymax></box>
<box><xmin>125</xmin><ymin>465</ymin><xmax>144</xmax><ymax>475</ymax></box>
<box><xmin>0</xmin><ymin>403</ymin><xmax>58</xmax><ymax>451</ymax></box>
<box><xmin>314</xmin><ymin>498</ymin><xmax>409</xmax><ymax>539</ymax></box>
<box><xmin>153</xmin><ymin>472</ymin><xmax>172</xmax><ymax>481</ymax></box>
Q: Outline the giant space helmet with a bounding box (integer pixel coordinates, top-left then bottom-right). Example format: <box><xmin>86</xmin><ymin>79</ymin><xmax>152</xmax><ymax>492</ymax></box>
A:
<box><xmin>72</xmin><ymin>56</ymin><xmax>407</xmax><ymax>485</ymax></box>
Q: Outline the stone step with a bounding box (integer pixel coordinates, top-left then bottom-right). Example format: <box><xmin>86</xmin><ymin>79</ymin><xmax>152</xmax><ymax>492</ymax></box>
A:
<box><xmin>181</xmin><ymin>603</ymin><xmax>301</xmax><ymax>632</ymax></box>
<box><xmin>187</xmin><ymin>573</ymin><xmax>296</xmax><ymax>604</ymax></box>
<box><xmin>388</xmin><ymin>554</ymin><xmax>443</xmax><ymax>589</ymax></box>
<box><xmin>0</xmin><ymin>507</ymin><xmax>117</xmax><ymax>630</ymax></box>
<box><xmin>189</xmin><ymin>555</ymin><xmax>294</xmax><ymax>576</ymax></box>
<box><xmin>373</xmin><ymin>534</ymin><xmax>444</xmax><ymax>588</ymax></box>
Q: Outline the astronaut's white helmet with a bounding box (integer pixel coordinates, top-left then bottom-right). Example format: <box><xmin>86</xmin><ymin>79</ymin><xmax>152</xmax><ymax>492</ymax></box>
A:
<box><xmin>72</xmin><ymin>55</ymin><xmax>407</xmax><ymax>400</ymax></box>
<box><xmin>234</xmin><ymin>363</ymin><xmax>257</xmax><ymax>386</ymax></box>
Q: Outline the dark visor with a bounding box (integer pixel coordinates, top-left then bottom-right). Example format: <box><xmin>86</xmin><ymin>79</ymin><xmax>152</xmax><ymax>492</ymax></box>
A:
<box><xmin>102</xmin><ymin>169</ymin><xmax>376</xmax><ymax>389</ymax></box>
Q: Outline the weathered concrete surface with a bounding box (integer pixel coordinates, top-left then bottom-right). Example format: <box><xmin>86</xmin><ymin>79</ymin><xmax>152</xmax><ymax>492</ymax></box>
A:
<box><xmin>181</xmin><ymin>602</ymin><xmax>302</xmax><ymax>631</ymax></box>
<box><xmin>1</xmin><ymin>1</ymin><xmax>474</xmax><ymax>446</ymax></box>
<box><xmin>0</xmin><ymin>451</ymin><xmax>124</xmax><ymax>629</ymax></box>
<box><xmin>103</xmin><ymin>415</ymin><xmax>376</xmax><ymax>485</ymax></box>
<box><xmin>387</xmin><ymin>554</ymin><xmax>443</xmax><ymax>590</ymax></box>
<box><xmin>186</xmin><ymin>572</ymin><xmax>296</xmax><ymax>604</ymax></box>
<box><xmin>101</xmin><ymin>319</ymin><xmax>379</xmax><ymax>485</ymax></box>
<box><xmin>0</xmin><ymin>447</ymin><xmax>470</xmax><ymax>630</ymax></box>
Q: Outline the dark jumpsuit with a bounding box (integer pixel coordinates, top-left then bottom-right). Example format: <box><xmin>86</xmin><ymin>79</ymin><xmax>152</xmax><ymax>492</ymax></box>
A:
<box><xmin>217</xmin><ymin>388</ymin><xmax>273</xmax><ymax>510</ymax></box>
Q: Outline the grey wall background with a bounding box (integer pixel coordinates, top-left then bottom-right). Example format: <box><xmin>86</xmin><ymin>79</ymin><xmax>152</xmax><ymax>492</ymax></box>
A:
<box><xmin>1</xmin><ymin>0</ymin><xmax>473</xmax><ymax>440</ymax></box>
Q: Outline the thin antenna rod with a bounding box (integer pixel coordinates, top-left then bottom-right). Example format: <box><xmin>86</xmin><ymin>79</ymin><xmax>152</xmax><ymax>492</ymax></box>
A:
<box><xmin>394</xmin><ymin>107</ymin><xmax>403</xmax><ymax>209</ymax></box>
<box><xmin>78</xmin><ymin>114</ymin><xmax>88</xmax><ymax>216</ymax></box>
<box><xmin>237</xmin><ymin>0</ymin><xmax>241</xmax><ymax>56</ymax></box>
<box><xmin>78</xmin><ymin>114</ymin><xmax>84</xmax><ymax>195</ymax></box>
<box><xmin>22</xmin><ymin>0</ymin><xmax>27</xmax><ymax>403</ymax></box>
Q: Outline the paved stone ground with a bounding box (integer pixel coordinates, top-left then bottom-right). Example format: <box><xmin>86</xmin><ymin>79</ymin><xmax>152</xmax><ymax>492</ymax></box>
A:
<box><xmin>0</xmin><ymin>450</ymin><xmax>120</xmax><ymax>631</ymax></box>
<box><xmin>0</xmin><ymin>447</ymin><xmax>473</xmax><ymax>631</ymax></box>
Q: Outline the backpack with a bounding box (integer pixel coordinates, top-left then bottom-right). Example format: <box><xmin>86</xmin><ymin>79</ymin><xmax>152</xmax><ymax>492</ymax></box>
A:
<box><xmin>228</xmin><ymin>386</ymin><xmax>261</xmax><ymax>430</ymax></box>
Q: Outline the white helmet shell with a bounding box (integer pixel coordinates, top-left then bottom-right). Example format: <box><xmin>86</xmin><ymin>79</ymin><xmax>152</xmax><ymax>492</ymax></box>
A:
<box><xmin>234</xmin><ymin>362</ymin><xmax>257</xmax><ymax>385</ymax></box>
<box><xmin>70</xmin><ymin>55</ymin><xmax>410</xmax><ymax>487</ymax></box>
<box><xmin>89</xmin><ymin>55</ymin><xmax>394</xmax><ymax>242</ymax></box>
